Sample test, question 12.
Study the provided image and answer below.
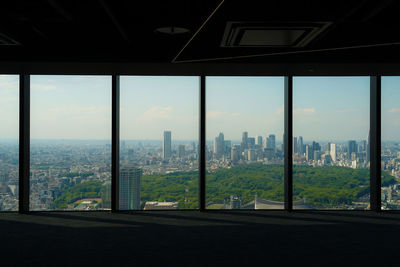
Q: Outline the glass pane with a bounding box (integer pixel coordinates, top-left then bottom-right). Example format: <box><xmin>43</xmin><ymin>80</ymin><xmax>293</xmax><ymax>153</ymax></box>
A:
<box><xmin>120</xmin><ymin>76</ymin><xmax>199</xmax><ymax>210</ymax></box>
<box><xmin>30</xmin><ymin>76</ymin><xmax>111</xmax><ymax>211</ymax></box>
<box><xmin>0</xmin><ymin>75</ymin><xmax>19</xmax><ymax>211</ymax></box>
<box><xmin>206</xmin><ymin>77</ymin><xmax>284</xmax><ymax>210</ymax></box>
<box><xmin>381</xmin><ymin>77</ymin><xmax>400</xmax><ymax>210</ymax></box>
<box><xmin>293</xmin><ymin>77</ymin><xmax>370</xmax><ymax>209</ymax></box>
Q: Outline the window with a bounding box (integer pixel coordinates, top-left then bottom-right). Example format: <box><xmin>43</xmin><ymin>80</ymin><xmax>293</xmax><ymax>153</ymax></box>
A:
<box><xmin>381</xmin><ymin>77</ymin><xmax>400</xmax><ymax>210</ymax></box>
<box><xmin>0</xmin><ymin>75</ymin><xmax>19</xmax><ymax>211</ymax></box>
<box><xmin>120</xmin><ymin>76</ymin><xmax>199</xmax><ymax>210</ymax></box>
<box><xmin>293</xmin><ymin>77</ymin><xmax>370</xmax><ymax>209</ymax></box>
<box><xmin>206</xmin><ymin>77</ymin><xmax>284</xmax><ymax>209</ymax></box>
<box><xmin>30</xmin><ymin>76</ymin><xmax>111</xmax><ymax>210</ymax></box>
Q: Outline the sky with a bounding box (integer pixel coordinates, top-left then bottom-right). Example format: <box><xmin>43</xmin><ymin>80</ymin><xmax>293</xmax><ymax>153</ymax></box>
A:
<box><xmin>0</xmin><ymin>75</ymin><xmax>399</xmax><ymax>141</ymax></box>
<box><xmin>293</xmin><ymin>76</ymin><xmax>370</xmax><ymax>142</ymax></box>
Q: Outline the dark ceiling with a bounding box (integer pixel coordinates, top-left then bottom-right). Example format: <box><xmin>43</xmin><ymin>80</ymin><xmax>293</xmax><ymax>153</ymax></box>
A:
<box><xmin>1</xmin><ymin>0</ymin><xmax>399</xmax><ymax>63</ymax></box>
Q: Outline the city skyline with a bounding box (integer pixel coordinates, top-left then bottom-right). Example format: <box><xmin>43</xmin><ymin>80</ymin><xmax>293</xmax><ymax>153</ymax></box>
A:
<box><xmin>0</xmin><ymin>75</ymin><xmax>400</xmax><ymax>140</ymax></box>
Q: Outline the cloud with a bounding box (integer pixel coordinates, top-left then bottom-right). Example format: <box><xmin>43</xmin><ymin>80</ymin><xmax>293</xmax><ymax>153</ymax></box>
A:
<box><xmin>49</xmin><ymin>105</ymin><xmax>109</xmax><ymax>115</ymax></box>
<box><xmin>388</xmin><ymin>108</ymin><xmax>400</xmax><ymax>113</ymax></box>
<box><xmin>294</xmin><ymin>108</ymin><xmax>315</xmax><ymax>115</ymax></box>
<box><xmin>31</xmin><ymin>84</ymin><xmax>57</xmax><ymax>91</ymax></box>
<box><xmin>138</xmin><ymin>106</ymin><xmax>173</xmax><ymax>121</ymax></box>
<box><xmin>0</xmin><ymin>76</ymin><xmax>18</xmax><ymax>94</ymax></box>
<box><xmin>207</xmin><ymin>110</ymin><xmax>240</xmax><ymax>119</ymax></box>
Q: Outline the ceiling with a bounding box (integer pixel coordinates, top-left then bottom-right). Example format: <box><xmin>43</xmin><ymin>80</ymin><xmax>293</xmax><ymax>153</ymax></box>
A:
<box><xmin>0</xmin><ymin>0</ymin><xmax>399</xmax><ymax>63</ymax></box>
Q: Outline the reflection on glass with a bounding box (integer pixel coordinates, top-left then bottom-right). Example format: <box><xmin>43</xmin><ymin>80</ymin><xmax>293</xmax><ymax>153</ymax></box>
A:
<box><xmin>30</xmin><ymin>76</ymin><xmax>111</xmax><ymax>211</ymax></box>
<box><xmin>293</xmin><ymin>77</ymin><xmax>371</xmax><ymax>209</ymax></box>
<box><xmin>0</xmin><ymin>75</ymin><xmax>19</xmax><ymax>211</ymax></box>
<box><xmin>206</xmin><ymin>77</ymin><xmax>284</xmax><ymax>210</ymax></box>
<box><xmin>381</xmin><ymin>77</ymin><xmax>400</xmax><ymax>210</ymax></box>
<box><xmin>120</xmin><ymin>76</ymin><xmax>199</xmax><ymax>210</ymax></box>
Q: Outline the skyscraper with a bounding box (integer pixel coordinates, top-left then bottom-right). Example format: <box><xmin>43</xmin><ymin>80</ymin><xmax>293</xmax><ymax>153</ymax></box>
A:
<box><xmin>224</xmin><ymin>140</ymin><xmax>231</xmax><ymax>157</ymax></box>
<box><xmin>248</xmin><ymin>149</ymin><xmax>256</xmax><ymax>162</ymax></box>
<box><xmin>267</xmin><ymin>134</ymin><xmax>276</xmax><ymax>152</ymax></box>
<box><xmin>214</xmin><ymin>132</ymin><xmax>225</xmax><ymax>159</ymax></box>
<box><xmin>293</xmin><ymin>137</ymin><xmax>298</xmax><ymax>154</ymax></box>
<box><xmin>306</xmin><ymin>145</ymin><xmax>312</xmax><ymax>160</ymax></box>
<box><xmin>330</xmin><ymin>143</ymin><xmax>337</xmax><ymax>162</ymax></box>
<box><xmin>163</xmin><ymin>131</ymin><xmax>172</xmax><ymax>159</ymax></box>
<box><xmin>366</xmin><ymin>130</ymin><xmax>370</xmax><ymax>162</ymax></box>
<box><xmin>247</xmin><ymin>137</ymin><xmax>255</xmax><ymax>148</ymax></box>
<box><xmin>101</xmin><ymin>181</ymin><xmax>111</xmax><ymax>209</ymax></box>
<box><xmin>298</xmin><ymin>136</ymin><xmax>303</xmax><ymax>155</ymax></box>
<box><xmin>178</xmin><ymin>145</ymin><xmax>185</xmax><ymax>158</ymax></box>
<box><xmin>231</xmin><ymin>145</ymin><xmax>240</xmax><ymax>162</ymax></box>
<box><xmin>120</xmin><ymin>166</ymin><xmax>142</xmax><ymax>210</ymax></box>
<box><xmin>256</xmin><ymin>136</ymin><xmax>263</xmax><ymax>146</ymax></box>
<box><xmin>241</xmin><ymin>131</ymin><xmax>248</xmax><ymax>150</ymax></box>
<box><xmin>348</xmin><ymin>140</ymin><xmax>357</xmax><ymax>159</ymax></box>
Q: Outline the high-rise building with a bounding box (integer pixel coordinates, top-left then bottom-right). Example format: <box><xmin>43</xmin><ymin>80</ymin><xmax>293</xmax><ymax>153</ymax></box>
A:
<box><xmin>327</xmin><ymin>142</ymin><xmax>332</xmax><ymax>152</ymax></box>
<box><xmin>306</xmin><ymin>145</ymin><xmax>312</xmax><ymax>160</ymax></box>
<box><xmin>101</xmin><ymin>181</ymin><xmax>111</xmax><ymax>209</ymax></box>
<box><xmin>298</xmin><ymin>136</ymin><xmax>303</xmax><ymax>155</ymax></box>
<box><xmin>192</xmin><ymin>142</ymin><xmax>196</xmax><ymax>152</ymax></box>
<box><xmin>358</xmin><ymin>140</ymin><xmax>367</xmax><ymax>152</ymax></box>
<box><xmin>348</xmin><ymin>140</ymin><xmax>357</xmax><ymax>159</ymax></box>
<box><xmin>366</xmin><ymin>130</ymin><xmax>370</xmax><ymax>162</ymax></box>
<box><xmin>120</xmin><ymin>166</ymin><xmax>142</xmax><ymax>210</ymax></box>
<box><xmin>162</xmin><ymin>131</ymin><xmax>172</xmax><ymax>159</ymax></box>
<box><xmin>330</xmin><ymin>143</ymin><xmax>337</xmax><ymax>162</ymax></box>
<box><xmin>231</xmin><ymin>146</ymin><xmax>240</xmax><ymax>162</ymax></box>
<box><xmin>267</xmin><ymin>134</ymin><xmax>276</xmax><ymax>152</ymax></box>
<box><xmin>214</xmin><ymin>132</ymin><xmax>225</xmax><ymax>159</ymax></box>
<box><xmin>256</xmin><ymin>136</ymin><xmax>263</xmax><ymax>146</ymax></box>
<box><xmin>293</xmin><ymin>137</ymin><xmax>298</xmax><ymax>154</ymax></box>
<box><xmin>248</xmin><ymin>149</ymin><xmax>256</xmax><ymax>161</ymax></box>
<box><xmin>312</xmin><ymin>141</ymin><xmax>321</xmax><ymax>151</ymax></box>
<box><xmin>241</xmin><ymin>132</ymin><xmax>248</xmax><ymax>150</ymax></box>
<box><xmin>247</xmin><ymin>137</ymin><xmax>255</xmax><ymax>148</ymax></box>
<box><xmin>313</xmin><ymin>150</ymin><xmax>321</xmax><ymax>161</ymax></box>
<box><xmin>224</xmin><ymin>140</ymin><xmax>231</xmax><ymax>157</ymax></box>
<box><xmin>178</xmin><ymin>144</ymin><xmax>185</xmax><ymax>158</ymax></box>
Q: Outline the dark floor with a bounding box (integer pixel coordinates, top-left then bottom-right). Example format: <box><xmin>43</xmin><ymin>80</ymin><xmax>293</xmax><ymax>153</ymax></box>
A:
<box><xmin>0</xmin><ymin>210</ymin><xmax>399</xmax><ymax>266</ymax></box>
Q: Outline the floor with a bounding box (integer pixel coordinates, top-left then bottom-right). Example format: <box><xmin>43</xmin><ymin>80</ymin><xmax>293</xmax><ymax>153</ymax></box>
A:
<box><xmin>0</xmin><ymin>210</ymin><xmax>399</xmax><ymax>266</ymax></box>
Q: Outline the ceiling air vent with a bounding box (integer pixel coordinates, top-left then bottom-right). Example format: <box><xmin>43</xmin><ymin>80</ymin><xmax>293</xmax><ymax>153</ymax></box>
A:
<box><xmin>221</xmin><ymin>21</ymin><xmax>331</xmax><ymax>48</ymax></box>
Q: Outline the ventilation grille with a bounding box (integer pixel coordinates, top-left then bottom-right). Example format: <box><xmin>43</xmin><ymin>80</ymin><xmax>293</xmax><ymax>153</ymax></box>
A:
<box><xmin>221</xmin><ymin>22</ymin><xmax>331</xmax><ymax>48</ymax></box>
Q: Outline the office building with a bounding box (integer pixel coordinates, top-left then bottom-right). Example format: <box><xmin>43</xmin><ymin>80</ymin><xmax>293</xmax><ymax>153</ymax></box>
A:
<box><xmin>247</xmin><ymin>137</ymin><xmax>255</xmax><ymax>148</ymax></box>
<box><xmin>224</xmin><ymin>140</ymin><xmax>231</xmax><ymax>157</ymax></box>
<box><xmin>248</xmin><ymin>149</ymin><xmax>256</xmax><ymax>162</ymax></box>
<box><xmin>162</xmin><ymin>131</ymin><xmax>172</xmax><ymax>159</ymax></box>
<box><xmin>214</xmin><ymin>132</ymin><xmax>225</xmax><ymax>159</ymax></box>
<box><xmin>367</xmin><ymin>130</ymin><xmax>371</xmax><ymax>162</ymax></box>
<box><xmin>298</xmin><ymin>136</ymin><xmax>304</xmax><ymax>155</ymax></box>
<box><xmin>178</xmin><ymin>145</ymin><xmax>185</xmax><ymax>158</ymax></box>
<box><xmin>266</xmin><ymin>134</ymin><xmax>276</xmax><ymax>152</ymax></box>
<box><xmin>293</xmin><ymin>137</ymin><xmax>298</xmax><ymax>154</ymax></box>
<box><xmin>256</xmin><ymin>136</ymin><xmax>263</xmax><ymax>146</ymax></box>
<box><xmin>231</xmin><ymin>146</ymin><xmax>240</xmax><ymax>162</ymax></box>
<box><xmin>241</xmin><ymin>131</ymin><xmax>248</xmax><ymax>150</ymax></box>
<box><xmin>348</xmin><ymin>140</ymin><xmax>357</xmax><ymax>159</ymax></box>
<box><xmin>330</xmin><ymin>143</ymin><xmax>337</xmax><ymax>162</ymax></box>
<box><xmin>120</xmin><ymin>166</ymin><xmax>142</xmax><ymax>210</ymax></box>
<box><xmin>101</xmin><ymin>181</ymin><xmax>111</xmax><ymax>209</ymax></box>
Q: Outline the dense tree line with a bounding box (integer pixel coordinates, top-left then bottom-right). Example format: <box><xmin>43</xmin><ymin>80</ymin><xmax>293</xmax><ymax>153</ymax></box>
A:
<box><xmin>54</xmin><ymin>180</ymin><xmax>101</xmax><ymax>209</ymax></box>
<box><xmin>54</xmin><ymin>164</ymin><xmax>396</xmax><ymax>209</ymax></box>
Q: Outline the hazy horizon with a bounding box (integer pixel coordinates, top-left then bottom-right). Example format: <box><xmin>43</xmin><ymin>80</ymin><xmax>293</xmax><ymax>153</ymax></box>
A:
<box><xmin>0</xmin><ymin>75</ymin><xmax>399</xmax><ymax>141</ymax></box>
